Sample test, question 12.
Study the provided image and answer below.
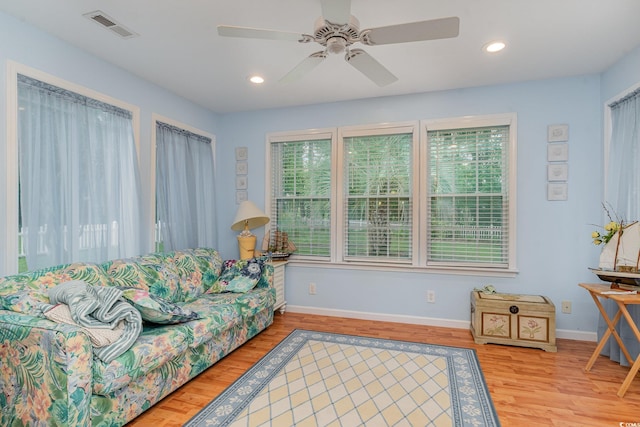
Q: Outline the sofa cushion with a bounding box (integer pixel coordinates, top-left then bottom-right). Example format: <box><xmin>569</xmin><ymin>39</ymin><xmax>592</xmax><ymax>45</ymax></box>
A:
<box><xmin>92</xmin><ymin>323</ymin><xmax>192</xmax><ymax>396</ymax></box>
<box><xmin>0</xmin><ymin>263</ymin><xmax>111</xmax><ymax>316</ymax></box>
<box><xmin>202</xmin><ymin>286</ymin><xmax>276</xmax><ymax>319</ymax></box>
<box><xmin>208</xmin><ymin>257</ymin><xmax>267</xmax><ymax>294</ymax></box>
<box><xmin>168</xmin><ymin>248</ymin><xmax>223</xmax><ymax>301</ymax></box>
<box><xmin>119</xmin><ymin>288</ymin><xmax>200</xmax><ymax>324</ymax></box>
<box><xmin>178</xmin><ymin>300</ymin><xmax>241</xmax><ymax>348</ymax></box>
<box><xmin>102</xmin><ymin>253</ymin><xmax>183</xmax><ymax>302</ymax></box>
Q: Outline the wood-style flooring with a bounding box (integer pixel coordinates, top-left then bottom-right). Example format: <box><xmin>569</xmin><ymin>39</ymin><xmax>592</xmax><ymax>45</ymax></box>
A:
<box><xmin>127</xmin><ymin>312</ymin><xmax>640</xmax><ymax>426</ymax></box>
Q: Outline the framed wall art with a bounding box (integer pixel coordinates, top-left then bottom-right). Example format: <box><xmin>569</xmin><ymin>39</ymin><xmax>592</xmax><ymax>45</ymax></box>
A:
<box><xmin>235</xmin><ymin>147</ymin><xmax>248</xmax><ymax>161</ymax></box>
<box><xmin>547</xmin><ymin>183</ymin><xmax>568</xmax><ymax>201</ymax></box>
<box><xmin>547</xmin><ymin>124</ymin><xmax>569</xmax><ymax>142</ymax></box>
<box><xmin>235</xmin><ymin>161</ymin><xmax>248</xmax><ymax>175</ymax></box>
<box><xmin>236</xmin><ymin>175</ymin><xmax>248</xmax><ymax>190</ymax></box>
<box><xmin>547</xmin><ymin>164</ymin><xmax>568</xmax><ymax>182</ymax></box>
<box><xmin>547</xmin><ymin>143</ymin><xmax>569</xmax><ymax>162</ymax></box>
<box><xmin>236</xmin><ymin>190</ymin><xmax>248</xmax><ymax>204</ymax></box>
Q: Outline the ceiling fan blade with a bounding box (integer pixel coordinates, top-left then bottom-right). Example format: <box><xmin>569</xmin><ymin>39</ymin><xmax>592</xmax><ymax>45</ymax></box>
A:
<box><xmin>217</xmin><ymin>25</ymin><xmax>304</xmax><ymax>42</ymax></box>
<box><xmin>363</xmin><ymin>16</ymin><xmax>459</xmax><ymax>45</ymax></box>
<box><xmin>345</xmin><ymin>49</ymin><xmax>397</xmax><ymax>87</ymax></box>
<box><xmin>279</xmin><ymin>51</ymin><xmax>327</xmax><ymax>84</ymax></box>
<box><xmin>321</xmin><ymin>0</ymin><xmax>352</xmax><ymax>24</ymax></box>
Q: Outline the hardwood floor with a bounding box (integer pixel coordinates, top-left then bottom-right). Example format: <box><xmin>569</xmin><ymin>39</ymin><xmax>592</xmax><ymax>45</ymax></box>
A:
<box><xmin>127</xmin><ymin>312</ymin><xmax>640</xmax><ymax>426</ymax></box>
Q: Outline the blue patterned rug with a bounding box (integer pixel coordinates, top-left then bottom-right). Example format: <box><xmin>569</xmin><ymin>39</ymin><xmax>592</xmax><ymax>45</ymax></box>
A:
<box><xmin>186</xmin><ymin>329</ymin><xmax>500</xmax><ymax>426</ymax></box>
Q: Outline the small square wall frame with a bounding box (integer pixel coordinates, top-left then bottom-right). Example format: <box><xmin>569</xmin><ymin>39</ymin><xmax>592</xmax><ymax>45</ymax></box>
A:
<box><xmin>236</xmin><ymin>161</ymin><xmax>248</xmax><ymax>175</ymax></box>
<box><xmin>547</xmin><ymin>143</ymin><xmax>568</xmax><ymax>162</ymax></box>
<box><xmin>547</xmin><ymin>163</ymin><xmax>568</xmax><ymax>182</ymax></box>
<box><xmin>235</xmin><ymin>147</ymin><xmax>248</xmax><ymax>161</ymax></box>
<box><xmin>236</xmin><ymin>190</ymin><xmax>248</xmax><ymax>204</ymax></box>
<box><xmin>547</xmin><ymin>183</ymin><xmax>568</xmax><ymax>201</ymax></box>
<box><xmin>547</xmin><ymin>124</ymin><xmax>569</xmax><ymax>142</ymax></box>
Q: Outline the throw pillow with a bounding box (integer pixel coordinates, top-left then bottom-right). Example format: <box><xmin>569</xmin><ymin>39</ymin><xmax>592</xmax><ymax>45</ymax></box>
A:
<box><xmin>210</xmin><ymin>257</ymin><xmax>266</xmax><ymax>293</ymax></box>
<box><xmin>119</xmin><ymin>288</ymin><xmax>199</xmax><ymax>324</ymax></box>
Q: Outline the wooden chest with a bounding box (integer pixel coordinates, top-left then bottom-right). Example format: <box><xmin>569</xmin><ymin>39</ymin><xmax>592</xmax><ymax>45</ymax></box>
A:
<box><xmin>470</xmin><ymin>291</ymin><xmax>557</xmax><ymax>352</ymax></box>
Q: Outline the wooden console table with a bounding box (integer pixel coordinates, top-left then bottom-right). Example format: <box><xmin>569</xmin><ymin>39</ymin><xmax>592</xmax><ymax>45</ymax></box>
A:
<box><xmin>579</xmin><ymin>283</ymin><xmax>640</xmax><ymax>397</ymax></box>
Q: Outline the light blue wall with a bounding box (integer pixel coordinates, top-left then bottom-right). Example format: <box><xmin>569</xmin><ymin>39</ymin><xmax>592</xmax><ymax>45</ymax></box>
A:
<box><xmin>218</xmin><ymin>76</ymin><xmax>605</xmax><ymax>334</ymax></box>
<box><xmin>0</xmin><ymin>11</ymin><xmax>219</xmax><ymax>274</ymax></box>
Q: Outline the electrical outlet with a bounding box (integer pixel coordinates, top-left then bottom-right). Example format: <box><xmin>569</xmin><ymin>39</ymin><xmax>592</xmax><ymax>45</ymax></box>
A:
<box><xmin>427</xmin><ymin>290</ymin><xmax>436</xmax><ymax>303</ymax></box>
<box><xmin>309</xmin><ymin>283</ymin><xmax>317</xmax><ymax>295</ymax></box>
<box><xmin>561</xmin><ymin>300</ymin><xmax>571</xmax><ymax>314</ymax></box>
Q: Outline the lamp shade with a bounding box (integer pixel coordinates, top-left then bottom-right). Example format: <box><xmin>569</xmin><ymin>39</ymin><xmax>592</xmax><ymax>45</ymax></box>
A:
<box><xmin>231</xmin><ymin>200</ymin><xmax>270</xmax><ymax>231</ymax></box>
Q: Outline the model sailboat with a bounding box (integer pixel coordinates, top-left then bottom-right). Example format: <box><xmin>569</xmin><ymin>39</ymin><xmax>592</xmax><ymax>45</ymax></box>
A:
<box><xmin>592</xmin><ymin>221</ymin><xmax>640</xmax><ymax>288</ymax></box>
<box><xmin>262</xmin><ymin>229</ymin><xmax>297</xmax><ymax>259</ymax></box>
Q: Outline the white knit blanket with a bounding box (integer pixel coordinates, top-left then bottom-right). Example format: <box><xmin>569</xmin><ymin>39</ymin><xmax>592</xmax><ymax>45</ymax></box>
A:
<box><xmin>44</xmin><ymin>303</ymin><xmax>126</xmax><ymax>347</ymax></box>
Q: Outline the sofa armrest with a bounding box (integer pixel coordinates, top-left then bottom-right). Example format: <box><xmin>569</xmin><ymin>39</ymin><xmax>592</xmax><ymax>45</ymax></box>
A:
<box><xmin>0</xmin><ymin>310</ymin><xmax>93</xmax><ymax>426</ymax></box>
<box><xmin>255</xmin><ymin>263</ymin><xmax>274</xmax><ymax>289</ymax></box>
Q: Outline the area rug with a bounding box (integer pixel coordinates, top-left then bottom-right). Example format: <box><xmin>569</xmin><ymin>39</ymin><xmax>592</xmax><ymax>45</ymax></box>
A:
<box><xmin>185</xmin><ymin>329</ymin><xmax>500</xmax><ymax>426</ymax></box>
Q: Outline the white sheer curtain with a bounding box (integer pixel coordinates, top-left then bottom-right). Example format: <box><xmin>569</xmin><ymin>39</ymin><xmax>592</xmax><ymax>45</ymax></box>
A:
<box><xmin>156</xmin><ymin>122</ymin><xmax>217</xmax><ymax>251</ymax></box>
<box><xmin>606</xmin><ymin>88</ymin><xmax>640</xmax><ymax>216</ymax></box>
<box><xmin>18</xmin><ymin>74</ymin><xmax>143</xmax><ymax>270</ymax></box>
<box><xmin>600</xmin><ymin>87</ymin><xmax>640</xmax><ymax>366</ymax></box>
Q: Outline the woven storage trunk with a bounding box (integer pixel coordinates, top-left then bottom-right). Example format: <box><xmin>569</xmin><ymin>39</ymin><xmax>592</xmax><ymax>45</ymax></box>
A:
<box><xmin>470</xmin><ymin>291</ymin><xmax>557</xmax><ymax>352</ymax></box>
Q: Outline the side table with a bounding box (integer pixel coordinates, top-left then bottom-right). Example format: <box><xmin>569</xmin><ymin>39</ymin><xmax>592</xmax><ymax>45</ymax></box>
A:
<box><xmin>579</xmin><ymin>283</ymin><xmax>640</xmax><ymax>397</ymax></box>
<box><xmin>270</xmin><ymin>260</ymin><xmax>287</xmax><ymax>314</ymax></box>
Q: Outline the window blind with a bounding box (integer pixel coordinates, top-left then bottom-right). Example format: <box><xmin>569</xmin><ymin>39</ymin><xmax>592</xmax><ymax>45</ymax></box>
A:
<box><xmin>343</xmin><ymin>132</ymin><xmax>413</xmax><ymax>261</ymax></box>
<box><xmin>270</xmin><ymin>138</ymin><xmax>332</xmax><ymax>257</ymax></box>
<box><xmin>427</xmin><ymin>125</ymin><xmax>509</xmax><ymax>267</ymax></box>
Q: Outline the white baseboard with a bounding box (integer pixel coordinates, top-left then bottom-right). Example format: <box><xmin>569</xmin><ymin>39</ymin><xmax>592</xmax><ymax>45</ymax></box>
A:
<box><xmin>555</xmin><ymin>329</ymin><xmax>597</xmax><ymax>342</ymax></box>
<box><xmin>287</xmin><ymin>305</ymin><xmax>474</xmax><ymax>330</ymax></box>
<box><xmin>285</xmin><ymin>305</ymin><xmax>597</xmax><ymax>342</ymax></box>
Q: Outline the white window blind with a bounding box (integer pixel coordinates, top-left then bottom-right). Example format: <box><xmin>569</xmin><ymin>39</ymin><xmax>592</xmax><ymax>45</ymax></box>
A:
<box><xmin>270</xmin><ymin>137</ymin><xmax>332</xmax><ymax>257</ymax></box>
<box><xmin>267</xmin><ymin>115</ymin><xmax>515</xmax><ymax>272</ymax></box>
<box><xmin>427</xmin><ymin>125</ymin><xmax>510</xmax><ymax>267</ymax></box>
<box><xmin>343</xmin><ymin>132</ymin><xmax>413</xmax><ymax>261</ymax></box>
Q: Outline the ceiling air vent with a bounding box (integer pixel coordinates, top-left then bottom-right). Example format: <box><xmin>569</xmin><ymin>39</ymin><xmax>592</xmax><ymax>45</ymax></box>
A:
<box><xmin>83</xmin><ymin>10</ymin><xmax>139</xmax><ymax>39</ymax></box>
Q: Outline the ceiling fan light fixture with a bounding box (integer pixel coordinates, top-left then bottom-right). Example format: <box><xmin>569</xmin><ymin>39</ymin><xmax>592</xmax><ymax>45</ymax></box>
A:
<box><xmin>483</xmin><ymin>40</ymin><xmax>506</xmax><ymax>53</ymax></box>
<box><xmin>327</xmin><ymin>36</ymin><xmax>347</xmax><ymax>54</ymax></box>
<box><xmin>249</xmin><ymin>75</ymin><xmax>265</xmax><ymax>84</ymax></box>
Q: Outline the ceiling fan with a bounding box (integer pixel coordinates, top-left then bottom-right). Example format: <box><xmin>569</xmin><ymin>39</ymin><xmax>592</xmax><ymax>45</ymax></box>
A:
<box><xmin>217</xmin><ymin>0</ymin><xmax>459</xmax><ymax>87</ymax></box>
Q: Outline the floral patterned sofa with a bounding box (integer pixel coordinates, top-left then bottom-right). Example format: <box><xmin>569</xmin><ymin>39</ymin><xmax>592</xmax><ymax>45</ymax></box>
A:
<box><xmin>0</xmin><ymin>248</ymin><xmax>275</xmax><ymax>426</ymax></box>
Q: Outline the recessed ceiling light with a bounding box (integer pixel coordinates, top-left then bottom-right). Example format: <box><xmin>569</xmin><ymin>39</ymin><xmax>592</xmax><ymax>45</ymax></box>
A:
<box><xmin>483</xmin><ymin>41</ymin><xmax>506</xmax><ymax>53</ymax></box>
<box><xmin>249</xmin><ymin>75</ymin><xmax>265</xmax><ymax>84</ymax></box>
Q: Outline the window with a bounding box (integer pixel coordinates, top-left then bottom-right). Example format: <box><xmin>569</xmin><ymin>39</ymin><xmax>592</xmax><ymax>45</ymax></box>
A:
<box><xmin>267</xmin><ymin>114</ymin><xmax>516</xmax><ymax>273</ymax></box>
<box><xmin>16</xmin><ymin>73</ymin><xmax>142</xmax><ymax>271</ymax></box>
<box><xmin>154</xmin><ymin>119</ymin><xmax>217</xmax><ymax>252</ymax></box>
<box><xmin>426</xmin><ymin>124</ymin><xmax>511</xmax><ymax>268</ymax></box>
<box><xmin>341</xmin><ymin>124</ymin><xmax>416</xmax><ymax>262</ymax></box>
<box><xmin>605</xmin><ymin>86</ymin><xmax>640</xmax><ymax>218</ymax></box>
<box><xmin>268</xmin><ymin>132</ymin><xmax>333</xmax><ymax>258</ymax></box>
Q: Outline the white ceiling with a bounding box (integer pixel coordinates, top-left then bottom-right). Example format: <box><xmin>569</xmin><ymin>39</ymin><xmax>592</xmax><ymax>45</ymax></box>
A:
<box><xmin>2</xmin><ymin>0</ymin><xmax>640</xmax><ymax>114</ymax></box>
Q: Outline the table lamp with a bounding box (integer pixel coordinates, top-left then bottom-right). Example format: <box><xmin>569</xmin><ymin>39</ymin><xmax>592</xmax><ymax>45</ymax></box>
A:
<box><xmin>231</xmin><ymin>200</ymin><xmax>270</xmax><ymax>259</ymax></box>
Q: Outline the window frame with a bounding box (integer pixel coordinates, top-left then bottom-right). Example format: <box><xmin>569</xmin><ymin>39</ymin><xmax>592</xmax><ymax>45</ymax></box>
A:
<box><xmin>337</xmin><ymin>122</ymin><xmax>420</xmax><ymax>265</ymax></box>
<box><xmin>603</xmin><ymin>82</ymin><xmax>640</xmax><ymax>206</ymax></box>
<box><xmin>265</xmin><ymin>128</ymin><xmax>337</xmax><ymax>263</ymax></box>
<box><xmin>266</xmin><ymin>113</ymin><xmax>517</xmax><ymax>276</ymax></box>
<box><xmin>420</xmin><ymin>114</ymin><xmax>517</xmax><ymax>271</ymax></box>
<box><xmin>151</xmin><ymin>113</ymin><xmax>216</xmax><ymax>251</ymax></box>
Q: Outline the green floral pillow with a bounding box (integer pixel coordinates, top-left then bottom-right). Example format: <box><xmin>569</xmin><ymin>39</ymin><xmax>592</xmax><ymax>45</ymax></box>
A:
<box><xmin>119</xmin><ymin>288</ymin><xmax>199</xmax><ymax>324</ymax></box>
<box><xmin>209</xmin><ymin>257</ymin><xmax>266</xmax><ymax>293</ymax></box>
